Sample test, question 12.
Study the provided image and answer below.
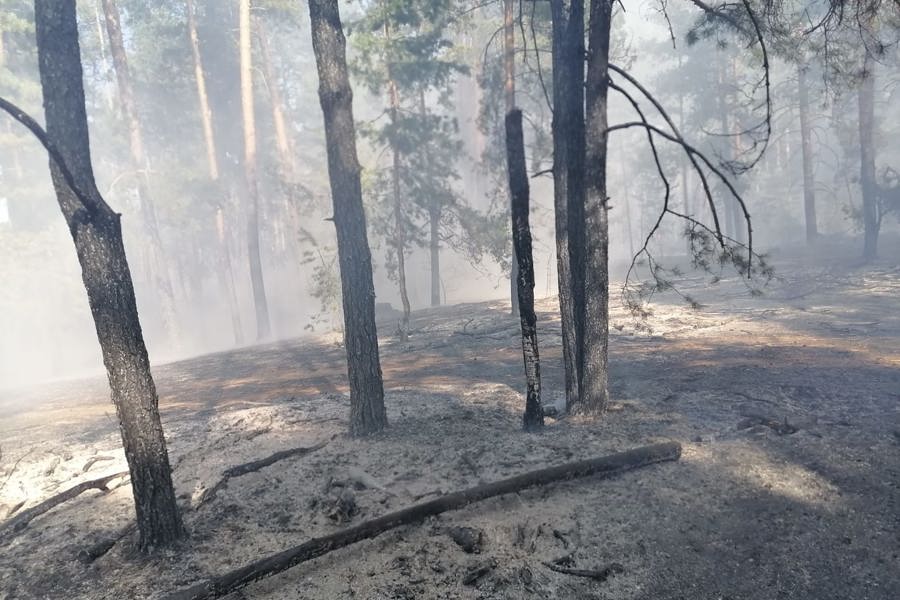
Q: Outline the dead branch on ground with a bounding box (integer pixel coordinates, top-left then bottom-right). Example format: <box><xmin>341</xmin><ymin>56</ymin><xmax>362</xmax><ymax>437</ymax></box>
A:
<box><xmin>165</xmin><ymin>442</ymin><xmax>681</xmax><ymax>600</ymax></box>
<box><xmin>0</xmin><ymin>471</ymin><xmax>128</xmax><ymax>544</ymax></box>
<box><xmin>197</xmin><ymin>439</ymin><xmax>330</xmax><ymax>506</ymax></box>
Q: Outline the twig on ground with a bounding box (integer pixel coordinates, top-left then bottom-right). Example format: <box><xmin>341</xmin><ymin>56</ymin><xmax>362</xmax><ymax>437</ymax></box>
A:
<box><xmin>543</xmin><ymin>561</ymin><xmax>625</xmax><ymax>582</ymax></box>
<box><xmin>197</xmin><ymin>439</ymin><xmax>331</xmax><ymax>507</ymax></box>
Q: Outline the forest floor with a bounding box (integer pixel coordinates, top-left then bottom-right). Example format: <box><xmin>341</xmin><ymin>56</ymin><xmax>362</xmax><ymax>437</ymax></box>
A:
<box><xmin>1</xmin><ymin>254</ymin><xmax>899</xmax><ymax>600</ymax></box>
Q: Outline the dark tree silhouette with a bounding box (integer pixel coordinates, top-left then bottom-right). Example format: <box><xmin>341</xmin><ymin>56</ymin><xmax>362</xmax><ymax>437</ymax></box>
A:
<box><xmin>505</xmin><ymin>109</ymin><xmax>543</xmax><ymax>431</ymax></box>
<box><xmin>0</xmin><ymin>0</ymin><xmax>185</xmax><ymax>551</ymax></box>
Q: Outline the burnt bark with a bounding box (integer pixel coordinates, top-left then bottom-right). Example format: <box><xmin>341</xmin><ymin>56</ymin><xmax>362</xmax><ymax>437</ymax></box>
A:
<box><xmin>797</xmin><ymin>65</ymin><xmax>818</xmax><ymax>244</ymax></box>
<box><xmin>308</xmin><ymin>0</ymin><xmax>387</xmax><ymax>436</ymax></box>
<box><xmin>239</xmin><ymin>0</ymin><xmax>272</xmax><ymax>340</ymax></box>
<box><xmin>506</xmin><ymin>109</ymin><xmax>543</xmax><ymax>431</ymax></box>
<box><xmin>578</xmin><ymin>0</ymin><xmax>612</xmax><ymax>415</ymax></box>
<box><xmin>549</xmin><ymin>0</ymin><xmax>580</xmax><ymax>412</ymax></box>
<box><xmin>100</xmin><ymin>0</ymin><xmax>180</xmax><ymax>345</ymax></box>
<box><xmin>858</xmin><ymin>55</ymin><xmax>878</xmax><ymax>261</ymax></box>
<box><xmin>165</xmin><ymin>442</ymin><xmax>681</xmax><ymax>600</ymax></box>
<box><xmin>32</xmin><ymin>0</ymin><xmax>184</xmax><ymax>551</ymax></box>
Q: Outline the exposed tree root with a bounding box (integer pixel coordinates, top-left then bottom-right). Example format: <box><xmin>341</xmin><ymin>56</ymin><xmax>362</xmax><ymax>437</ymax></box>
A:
<box><xmin>165</xmin><ymin>441</ymin><xmax>681</xmax><ymax>600</ymax></box>
<box><xmin>197</xmin><ymin>439</ymin><xmax>330</xmax><ymax>506</ymax></box>
<box><xmin>0</xmin><ymin>471</ymin><xmax>128</xmax><ymax>544</ymax></box>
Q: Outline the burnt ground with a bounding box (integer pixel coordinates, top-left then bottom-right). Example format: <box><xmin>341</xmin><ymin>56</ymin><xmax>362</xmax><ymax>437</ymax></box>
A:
<box><xmin>0</xmin><ymin>258</ymin><xmax>898</xmax><ymax>599</ymax></box>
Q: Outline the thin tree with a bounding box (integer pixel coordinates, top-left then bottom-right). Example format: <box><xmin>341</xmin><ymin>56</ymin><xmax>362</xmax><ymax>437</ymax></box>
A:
<box><xmin>100</xmin><ymin>0</ymin><xmax>181</xmax><ymax>346</ymax></box>
<box><xmin>858</xmin><ymin>53</ymin><xmax>878</xmax><ymax>260</ymax></box>
<box><xmin>506</xmin><ymin>109</ymin><xmax>543</xmax><ymax>431</ymax></box>
<box><xmin>503</xmin><ymin>0</ymin><xmax>519</xmax><ymax>315</ymax></box>
<box><xmin>307</xmin><ymin>0</ymin><xmax>388</xmax><ymax>436</ymax></box>
<box><xmin>797</xmin><ymin>63</ymin><xmax>818</xmax><ymax>243</ymax></box>
<box><xmin>186</xmin><ymin>0</ymin><xmax>244</xmax><ymax>345</ymax></box>
<box><xmin>381</xmin><ymin>16</ymin><xmax>412</xmax><ymax>342</ymax></box>
<box><xmin>0</xmin><ymin>0</ymin><xmax>183</xmax><ymax>551</ymax></box>
<box><xmin>239</xmin><ymin>0</ymin><xmax>272</xmax><ymax>340</ymax></box>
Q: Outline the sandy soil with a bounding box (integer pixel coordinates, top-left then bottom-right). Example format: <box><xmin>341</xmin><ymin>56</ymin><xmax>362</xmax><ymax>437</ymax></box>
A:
<box><xmin>0</xmin><ymin>258</ymin><xmax>898</xmax><ymax>599</ymax></box>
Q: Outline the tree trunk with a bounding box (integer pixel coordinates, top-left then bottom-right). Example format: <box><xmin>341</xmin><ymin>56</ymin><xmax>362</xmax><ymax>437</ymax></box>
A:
<box><xmin>307</xmin><ymin>0</ymin><xmax>387</xmax><ymax>436</ymax></box>
<box><xmin>186</xmin><ymin>0</ymin><xmax>219</xmax><ymax>181</ymax></box>
<box><xmin>578</xmin><ymin>0</ymin><xmax>612</xmax><ymax>415</ymax></box>
<box><xmin>239</xmin><ymin>0</ymin><xmax>272</xmax><ymax>340</ymax></box>
<box><xmin>100</xmin><ymin>0</ymin><xmax>181</xmax><ymax>347</ymax></box>
<box><xmin>255</xmin><ymin>17</ymin><xmax>295</xmax><ymax>184</ymax></box>
<box><xmin>797</xmin><ymin>65</ymin><xmax>818</xmax><ymax>244</ymax></box>
<box><xmin>506</xmin><ymin>109</ymin><xmax>543</xmax><ymax>431</ymax></box>
<box><xmin>549</xmin><ymin>1</ymin><xmax>580</xmax><ymax>412</ymax></box>
<box><xmin>186</xmin><ymin>0</ymin><xmax>244</xmax><ymax>345</ymax></box>
<box><xmin>429</xmin><ymin>205</ymin><xmax>441</xmax><ymax>307</ymax></box>
<box><xmin>33</xmin><ymin>0</ymin><xmax>183</xmax><ymax>551</ymax></box>
<box><xmin>858</xmin><ymin>55</ymin><xmax>878</xmax><ymax>261</ymax></box>
<box><xmin>503</xmin><ymin>0</ymin><xmax>519</xmax><ymax>316</ymax></box>
<box><xmin>216</xmin><ymin>206</ymin><xmax>244</xmax><ymax>345</ymax></box>
<box><xmin>384</xmin><ymin>21</ymin><xmax>411</xmax><ymax>342</ymax></box>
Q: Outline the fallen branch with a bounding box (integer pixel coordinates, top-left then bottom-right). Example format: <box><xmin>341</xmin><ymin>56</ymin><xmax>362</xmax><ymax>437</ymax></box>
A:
<box><xmin>198</xmin><ymin>439</ymin><xmax>330</xmax><ymax>506</ymax></box>
<box><xmin>543</xmin><ymin>561</ymin><xmax>624</xmax><ymax>582</ymax></box>
<box><xmin>0</xmin><ymin>471</ymin><xmax>128</xmax><ymax>544</ymax></box>
<box><xmin>165</xmin><ymin>441</ymin><xmax>681</xmax><ymax>600</ymax></box>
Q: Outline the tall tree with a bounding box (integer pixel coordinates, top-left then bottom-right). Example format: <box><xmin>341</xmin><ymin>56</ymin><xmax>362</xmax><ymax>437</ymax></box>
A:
<box><xmin>239</xmin><ymin>0</ymin><xmax>272</xmax><ymax>340</ymax></box>
<box><xmin>506</xmin><ymin>109</ymin><xmax>543</xmax><ymax>431</ymax></box>
<box><xmin>14</xmin><ymin>0</ymin><xmax>184</xmax><ymax>550</ymax></box>
<box><xmin>549</xmin><ymin>0</ymin><xmax>581</xmax><ymax>412</ymax></box>
<box><xmin>579</xmin><ymin>0</ymin><xmax>612</xmax><ymax>415</ymax></box>
<box><xmin>307</xmin><ymin>0</ymin><xmax>387</xmax><ymax>436</ymax></box>
<box><xmin>353</xmin><ymin>0</ymin><xmax>465</xmax><ymax>334</ymax></box>
<box><xmin>797</xmin><ymin>64</ymin><xmax>818</xmax><ymax>243</ymax></box>
<box><xmin>186</xmin><ymin>0</ymin><xmax>244</xmax><ymax>345</ymax></box>
<box><xmin>100</xmin><ymin>0</ymin><xmax>181</xmax><ymax>346</ymax></box>
<box><xmin>503</xmin><ymin>0</ymin><xmax>519</xmax><ymax>315</ymax></box>
<box><xmin>858</xmin><ymin>53</ymin><xmax>878</xmax><ymax>260</ymax></box>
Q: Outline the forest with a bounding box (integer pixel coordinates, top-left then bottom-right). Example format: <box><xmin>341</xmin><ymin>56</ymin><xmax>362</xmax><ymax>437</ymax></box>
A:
<box><xmin>0</xmin><ymin>0</ymin><xmax>898</xmax><ymax>598</ymax></box>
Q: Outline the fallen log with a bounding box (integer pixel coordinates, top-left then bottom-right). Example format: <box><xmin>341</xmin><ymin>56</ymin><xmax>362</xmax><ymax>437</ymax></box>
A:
<box><xmin>0</xmin><ymin>471</ymin><xmax>128</xmax><ymax>544</ymax></box>
<box><xmin>165</xmin><ymin>441</ymin><xmax>681</xmax><ymax>600</ymax></box>
<box><xmin>198</xmin><ymin>439</ymin><xmax>330</xmax><ymax>506</ymax></box>
<box><xmin>543</xmin><ymin>561</ymin><xmax>625</xmax><ymax>582</ymax></box>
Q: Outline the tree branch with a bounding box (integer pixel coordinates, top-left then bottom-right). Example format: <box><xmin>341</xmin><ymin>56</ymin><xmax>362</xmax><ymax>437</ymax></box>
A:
<box><xmin>0</xmin><ymin>96</ymin><xmax>104</xmax><ymax>216</ymax></box>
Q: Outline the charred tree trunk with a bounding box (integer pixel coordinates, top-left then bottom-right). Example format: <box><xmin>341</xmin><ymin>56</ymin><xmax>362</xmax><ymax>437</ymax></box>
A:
<box><xmin>100</xmin><ymin>0</ymin><xmax>180</xmax><ymax>346</ymax></box>
<box><xmin>239</xmin><ymin>0</ymin><xmax>272</xmax><ymax>340</ymax></box>
<box><xmin>797</xmin><ymin>65</ymin><xmax>818</xmax><ymax>244</ymax></box>
<box><xmin>32</xmin><ymin>0</ymin><xmax>183</xmax><ymax>551</ymax></box>
<box><xmin>506</xmin><ymin>109</ymin><xmax>543</xmax><ymax>431</ymax></box>
<box><xmin>858</xmin><ymin>55</ymin><xmax>878</xmax><ymax>261</ymax></box>
<box><xmin>503</xmin><ymin>0</ymin><xmax>519</xmax><ymax>316</ymax></box>
<box><xmin>186</xmin><ymin>0</ymin><xmax>243</xmax><ymax>345</ymax></box>
<box><xmin>577</xmin><ymin>0</ymin><xmax>612</xmax><ymax>415</ymax></box>
<box><xmin>308</xmin><ymin>0</ymin><xmax>387</xmax><ymax>436</ymax></box>
<box><xmin>549</xmin><ymin>0</ymin><xmax>580</xmax><ymax>412</ymax></box>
